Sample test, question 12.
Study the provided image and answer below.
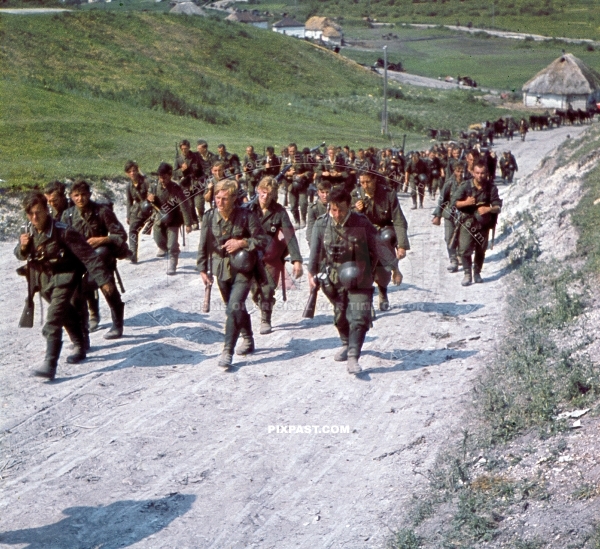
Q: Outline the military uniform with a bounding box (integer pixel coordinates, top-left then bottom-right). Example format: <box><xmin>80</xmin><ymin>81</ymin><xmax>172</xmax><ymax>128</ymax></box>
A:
<box><xmin>405</xmin><ymin>157</ymin><xmax>429</xmax><ymax>208</ymax></box>
<box><xmin>499</xmin><ymin>153</ymin><xmax>518</xmax><ymax>184</ymax></box>
<box><xmin>306</xmin><ymin>200</ymin><xmax>328</xmax><ymax>246</ymax></box>
<box><xmin>217</xmin><ymin>152</ymin><xmax>241</xmax><ymax>178</ymax></box>
<box><xmin>283</xmin><ymin>151</ymin><xmax>313</xmax><ymax>227</ymax></box>
<box><xmin>197</xmin><ymin>149</ymin><xmax>218</xmax><ymax>175</ymax></box>
<box><xmin>174</xmin><ymin>151</ymin><xmax>204</xmax><ymax>226</ymax></box>
<box><xmin>15</xmin><ymin>218</ymin><xmax>112</xmax><ymax>379</ymax></box>
<box><xmin>247</xmin><ymin>200</ymin><xmax>302</xmax><ymax>331</ymax></box>
<box><xmin>452</xmin><ymin>179</ymin><xmax>502</xmax><ymax>282</ymax></box>
<box><xmin>62</xmin><ymin>201</ymin><xmax>128</xmax><ymax>338</ymax></box>
<box><xmin>316</xmin><ymin>155</ymin><xmax>349</xmax><ymax>192</ymax></box>
<box><xmin>242</xmin><ymin>152</ymin><xmax>262</xmax><ymax>199</ymax></box>
<box><xmin>197</xmin><ymin>207</ymin><xmax>269</xmax><ymax>360</ymax></box>
<box><xmin>425</xmin><ymin>155</ymin><xmax>443</xmax><ymax>198</ymax></box>
<box><xmin>351</xmin><ymin>184</ymin><xmax>410</xmax><ymax>308</ymax></box>
<box><xmin>125</xmin><ymin>174</ymin><xmax>152</xmax><ymax>262</ymax></box>
<box><xmin>149</xmin><ymin>179</ymin><xmax>193</xmax><ymax>272</ymax></box>
<box><xmin>308</xmin><ymin>211</ymin><xmax>397</xmax><ymax>372</ymax></box>
<box><xmin>260</xmin><ymin>152</ymin><xmax>281</xmax><ymax>178</ymax></box>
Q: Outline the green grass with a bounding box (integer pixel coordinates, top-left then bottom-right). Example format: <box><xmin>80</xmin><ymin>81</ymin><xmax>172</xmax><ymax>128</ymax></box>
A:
<box><xmin>341</xmin><ymin>26</ymin><xmax>600</xmax><ymax>91</ymax></box>
<box><xmin>0</xmin><ymin>10</ymin><xmax>524</xmax><ymax>189</ymax></box>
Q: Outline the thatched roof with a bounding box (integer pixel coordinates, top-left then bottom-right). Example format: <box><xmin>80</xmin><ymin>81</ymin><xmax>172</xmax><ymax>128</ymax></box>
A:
<box><xmin>170</xmin><ymin>2</ymin><xmax>205</xmax><ymax>15</ymax></box>
<box><xmin>305</xmin><ymin>16</ymin><xmax>341</xmax><ymax>32</ymax></box>
<box><xmin>226</xmin><ymin>11</ymin><xmax>266</xmax><ymax>23</ymax></box>
<box><xmin>322</xmin><ymin>26</ymin><xmax>341</xmax><ymax>38</ymax></box>
<box><xmin>522</xmin><ymin>54</ymin><xmax>600</xmax><ymax>95</ymax></box>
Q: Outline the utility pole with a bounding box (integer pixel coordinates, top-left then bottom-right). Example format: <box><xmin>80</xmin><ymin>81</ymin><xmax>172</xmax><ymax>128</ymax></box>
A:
<box><xmin>381</xmin><ymin>45</ymin><xmax>388</xmax><ymax>136</ymax></box>
<box><xmin>492</xmin><ymin>1</ymin><xmax>495</xmax><ymax>28</ymax></box>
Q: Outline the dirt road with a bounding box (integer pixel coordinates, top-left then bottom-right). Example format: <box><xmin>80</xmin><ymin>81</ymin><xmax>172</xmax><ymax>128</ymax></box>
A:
<box><xmin>0</xmin><ymin>124</ymin><xmax>588</xmax><ymax>548</ymax></box>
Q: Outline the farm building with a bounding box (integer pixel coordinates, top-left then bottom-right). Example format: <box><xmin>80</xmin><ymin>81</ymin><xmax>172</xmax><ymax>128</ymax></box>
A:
<box><xmin>226</xmin><ymin>11</ymin><xmax>268</xmax><ymax>29</ymax></box>
<box><xmin>272</xmin><ymin>17</ymin><xmax>305</xmax><ymax>38</ymax></box>
<box><xmin>305</xmin><ymin>16</ymin><xmax>342</xmax><ymax>44</ymax></box>
<box><xmin>522</xmin><ymin>53</ymin><xmax>600</xmax><ymax>110</ymax></box>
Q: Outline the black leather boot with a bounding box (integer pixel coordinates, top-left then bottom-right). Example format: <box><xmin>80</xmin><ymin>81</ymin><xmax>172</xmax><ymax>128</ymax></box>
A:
<box><xmin>35</xmin><ymin>340</ymin><xmax>62</xmax><ymax>380</ymax></box>
<box><xmin>104</xmin><ymin>300</ymin><xmax>124</xmax><ymax>340</ymax></box>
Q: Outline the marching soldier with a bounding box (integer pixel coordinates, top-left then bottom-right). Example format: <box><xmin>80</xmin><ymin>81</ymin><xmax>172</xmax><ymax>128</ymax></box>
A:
<box><xmin>308</xmin><ymin>187</ymin><xmax>398</xmax><ymax>375</ymax></box>
<box><xmin>124</xmin><ymin>160</ymin><xmax>152</xmax><ymax>264</ymax></box>
<box><xmin>241</xmin><ymin>145</ymin><xmax>261</xmax><ymax>199</ymax></box>
<box><xmin>260</xmin><ymin>146</ymin><xmax>281</xmax><ymax>178</ymax></box>
<box><xmin>352</xmin><ymin>171</ymin><xmax>407</xmax><ymax>310</ymax></box>
<box><xmin>204</xmin><ymin>162</ymin><xmax>247</xmax><ymax>207</ymax></box>
<box><xmin>197</xmin><ymin>179</ymin><xmax>269</xmax><ymax>369</ymax></box>
<box><xmin>432</xmin><ymin>161</ymin><xmax>467</xmax><ymax>272</ymax></box>
<box><xmin>248</xmin><ymin>176</ymin><xmax>303</xmax><ymax>334</ymax></box>
<box><xmin>315</xmin><ymin>145</ymin><xmax>349</xmax><ymax>192</ymax></box>
<box><xmin>283</xmin><ymin>143</ymin><xmax>312</xmax><ymax>229</ymax></box>
<box><xmin>44</xmin><ymin>181</ymin><xmax>70</xmax><ymax>221</ymax></box>
<box><xmin>405</xmin><ymin>151</ymin><xmax>429</xmax><ymax>209</ymax></box>
<box><xmin>147</xmin><ymin>162</ymin><xmax>193</xmax><ymax>275</ymax></box>
<box><xmin>62</xmin><ymin>180</ymin><xmax>128</xmax><ymax>339</ymax></box>
<box><xmin>196</xmin><ymin>139</ymin><xmax>218</xmax><ymax>174</ymax></box>
<box><xmin>16</xmin><ymin>192</ymin><xmax>116</xmax><ymax>380</ymax></box>
<box><xmin>452</xmin><ymin>161</ymin><xmax>502</xmax><ymax>286</ymax></box>
<box><xmin>216</xmin><ymin>143</ymin><xmax>241</xmax><ymax>178</ymax></box>
<box><xmin>499</xmin><ymin>150</ymin><xmax>518</xmax><ymax>184</ymax></box>
<box><xmin>174</xmin><ymin>139</ymin><xmax>203</xmax><ymax>229</ymax></box>
<box><xmin>425</xmin><ymin>150</ymin><xmax>444</xmax><ymax>199</ymax></box>
<box><xmin>306</xmin><ymin>180</ymin><xmax>331</xmax><ymax>246</ymax></box>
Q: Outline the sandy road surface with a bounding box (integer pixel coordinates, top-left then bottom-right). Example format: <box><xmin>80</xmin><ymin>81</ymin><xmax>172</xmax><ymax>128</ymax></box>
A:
<box><xmin>0</xmin><ymin>125</ymin><xmax>588</xmax><ymax>548</ymax></box>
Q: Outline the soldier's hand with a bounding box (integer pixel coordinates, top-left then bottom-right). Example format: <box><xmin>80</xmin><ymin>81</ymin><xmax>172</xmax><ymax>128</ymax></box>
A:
<box><xmin>100</xmin><ymin>281</ymin><xmax>117</xmax><ymax>296</ymax></box>
<box><xmin>200</xmin><ymin>271</ymin><xmax>213</xmax><ymax>286</ymax></box>
<box><xmin>185</xmin><ymin>225</ymin><xmax>192</xmax><ymax>234</ymax></box>
<box><xmin>147</xmin><ymin>193</ymin><xmax>155</xmax><ymax>203</ymax></box>
<box><xmin>20</xmin><ymin>233</ymin><xmax>31</xmax><ymax>250</ymax></box>
<box><xmin>87</xmin><ymin>236</ymin><xmax>107</xmax><ymax>248</ymax></box>
<box><xmin>308</xmin><ymin>273</ymin><xmax>317</xmax><ymax>290</ymax></box>
<box><xmin>354</xmin><ymin>200</ymin><xmax>364</xmax><ymax>212</ymax></box>
<box><xmin>321</xmin><ymin>171</ymin><xmax>330</xmax><ymax>177</ymax></box>
<box><xmin>392</xmin><ymin>268</ymin><xmax>403</xmax><ymax>286</ymax></box>
<box><xmin>182</xmin><ymin>163</ymin><xmax>188</xmax><ymax>172</ymax></box>
<box><xmin>396</xmin><ymin>248</ymin><xmax>406</xmax><ymax>260</ymax></box>
<box><xmin>432</xmin><ymin>216</ymin><xmax>441</xmax><ymax>226</ymax></box>
<box><xmin>464</xmin><ymin>196</ymin><xmax>476</xmax><ymax>206</ymax></box>
<box><xmin>222</xmin><ymin>238</ymin><xmax>246</xmax><ymax>254</ymax></box>
<box><xmin>292</xmin><ymin>261</ymin><xmax>303</xmax><ymax>279</ymax></box>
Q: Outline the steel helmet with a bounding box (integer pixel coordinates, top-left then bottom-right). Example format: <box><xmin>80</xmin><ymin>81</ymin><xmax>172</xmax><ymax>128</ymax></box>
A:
<box><xmin>338</xmin><ymin>261</ymin><xmax>363</xmax><ymax>290</ymax></box>
<box><xmin>379</xmin><ymin>227</ymin><xmax>397</xmax><ymax>248</ymax></box>
<box><xmin>230</xmin><ymin>249</ymin><xmax>256</xmax><ymax>273</ymax></box>
<box><xmin>418</xmin><ymin>173</ymin><xmax>428</xmax><ymax>183</ymax></box>
<box><xmin>139</xmin><ymin>200</ymin><xmax>153</xmax><ymax>217</ymax></box>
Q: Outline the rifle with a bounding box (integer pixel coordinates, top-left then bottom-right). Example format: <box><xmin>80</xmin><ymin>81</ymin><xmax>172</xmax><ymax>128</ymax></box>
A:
<box><xmin>310</xmin><ymin>142</ymin><xmax>326</xmax><ymax>154</ymax></box>
<box><xmin>302</xmin><ymin>275</ymin><xmax>319</xmax><ymax>319</ymax></box>
<box><xmin>114</xmin><ymin>265</ymin><xmax>126</xmax><ymax>294</ymax></box>
<box><xmin>202</xmin><ymin>269</ymin><xmax>212</xmax><ymax>313</ymax></box>
<box><xmin>18</xmin><ymin>224</ymin><xmax>35</xmax><ymax>328</ymax></box>
<box><xmin>401</xmin><ymin>134</ymin><xmax>407</xmax><ymax>154</ymax></box>
<box><xmin>280</xmin><ymin>259</ymin><xmax>287</xmax><ymax>302</ymax></box>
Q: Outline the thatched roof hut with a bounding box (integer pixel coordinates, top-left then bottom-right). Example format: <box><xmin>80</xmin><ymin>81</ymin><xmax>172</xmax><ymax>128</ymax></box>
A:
<box><xmin>170</xmin><ymin>2</ymin><xmax>206</xmax><ymax>15</ymax></box>
<box><xmin>522</xmin><ymin>54</ymin><xmax>600</xmax><ymax>110</ymax></box>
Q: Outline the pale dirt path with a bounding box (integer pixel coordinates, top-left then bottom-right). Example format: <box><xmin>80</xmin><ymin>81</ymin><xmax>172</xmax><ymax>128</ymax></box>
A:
<box><xmin>0</xmin><ymin>124</ymin><xmax>588</xmax><ymax>548</ymax></box>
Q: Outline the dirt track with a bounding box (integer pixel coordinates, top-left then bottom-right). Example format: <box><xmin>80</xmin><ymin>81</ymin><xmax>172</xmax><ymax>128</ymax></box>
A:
<box><xmin>0</xmin><ymin>125</ymin><xmax>588</xmax><ymax>548</ymax></box>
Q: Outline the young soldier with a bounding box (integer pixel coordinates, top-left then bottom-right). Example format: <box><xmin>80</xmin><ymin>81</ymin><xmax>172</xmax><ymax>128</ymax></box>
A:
<box><xmin>405</xmin><ymin>151</ymin><xmax>429</xmax><ymax>209</ymax></box>
<box><xmin>147</xmin><ymin>163</ymin><xmax>193</xmax><ymax>275</ymax></box>
<box><xmin>282</xmin><ymin>143</ymin><xmax>312</xmax><ymax>229</ymax></box>
<box><xmin>352</xmin><ymin>171</ymin><xmax>407</xmax><ymax>310</ymax></box>
<box><xmin>62</xmin><ymin>180</ymin><xmax>128</xmax><ymax>339</ymax></box>
<box><xmin>44</xmin><ymin>181</ymin><xmax>70</xmax><ymax>221</ymax></box>
<box><xmin>499</xmin><ymin>150</ymin><xmax>518</xmax><ymax>184</ymax></box>
<box><xmin>308</xmin><ymin>187</ymin><xmax>398</xmax><ymax>375</ymax></box>
<box><xmin>16</xmin><ymin>192</ymin><xmax>115</xmax><ymax>380</ymax></box>
<box><xmin>432</xmin><ymin>161</ymin><xmax>467</xmax><ymax>272</ymax></box>
<box><xmin>174</xmin><ymin>139</ymin><xmax>203</xmax><ymax>229</ymax></box>
<box><xmin>248</xmin><ymin>176</ymin><xmax>303</xmax><ymax>334</ymax></box>
<box><xmin>124</xmin><ymin>160</ymin><xmax>152</xmax><ymax>264</ymax></box>
<box><xmin>452</xmin><ymin>161</ymin><xmax>502</xmax><ymax>286</ymax></box>
<box><xmin>197</xmin><ymin>180</ymin><xmax>269</xmax><ymax>369</ymax></box>
<box><xmin>315</xmin><ymin>145</ymin><xmax>349</xmax><ymax>192</ymax></box>
<box><xmin>306</xmin><ymin>180</ymin><xmax>331</xmax><ymax>247</ymax></box>
<box><xmin>241</xmin><ymin>145</ymin><xmax>262</xmax><ymax>200</ymax></box>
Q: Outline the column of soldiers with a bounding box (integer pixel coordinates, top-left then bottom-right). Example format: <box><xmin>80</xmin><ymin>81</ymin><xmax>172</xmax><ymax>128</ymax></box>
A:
<box><xmin>18</xmin><ymin>135</ymin><xmax>509</xmax><ymax>381</ymax></box>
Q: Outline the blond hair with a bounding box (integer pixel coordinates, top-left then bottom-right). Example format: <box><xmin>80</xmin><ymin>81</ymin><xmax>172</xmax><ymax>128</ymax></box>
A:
<box><xmin>214</xmin><ymin>179</ymin><xmax>238</xmax><ymax>196</ymax></box>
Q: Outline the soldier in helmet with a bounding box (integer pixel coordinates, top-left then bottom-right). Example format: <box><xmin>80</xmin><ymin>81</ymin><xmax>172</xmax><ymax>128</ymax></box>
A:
<box><xmin>16</xmin><ymin>192</ymin><xmax>116</xmax><ymax>381</ymax></box>
<box><xmin>247</xmin><ymin>176</ymin><xmax>303</xmax><ymax>335</ymax></box>
<box><xmin>404</xmin><ymin>151</ymin><xmax>429</xmax><ymax>209</ymax></box>
<box><xmin>124</xmin><ymin>160</ymin><xmax>152</xmax><ymax>264</ymax></box>
<box><xmin>308</xmin><ymin>187</ymin><xmax>398</xmax><ymax>375</ymax></box>
<box><xmin>197</xmin><ymin>179</ymin><xmax>269</xmax><ymax>370</ymax></box>
<box><xmin>352</xmin><ymin>171</ymin><xmax>407</xmax><ymax>310</ymax></box>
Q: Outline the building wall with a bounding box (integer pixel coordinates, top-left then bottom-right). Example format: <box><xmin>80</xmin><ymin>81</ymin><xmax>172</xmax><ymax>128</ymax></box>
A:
<box><xmin>523</xmin><ymin>93</ymin><xmax>590</xmax><ymax>110</ymax></box>
<box><xmin>252</xmin><ymin>22</ymin><xmax>268</xmax><ymax>29</ymax></box>
<box><xmin>274</xmin><ymin>27</ymin><xmax>305</xmax><ymax>38</ymax></box>
<box><xmin>305</xmin><ymin>30</ymin><xmax>322</xmax><ymax>39</ymax></box>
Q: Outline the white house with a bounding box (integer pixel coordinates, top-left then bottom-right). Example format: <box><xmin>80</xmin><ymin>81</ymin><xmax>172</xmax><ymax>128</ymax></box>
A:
<box><xmin>272</xmin><ymin>17</ymin><xmax>305</xmax><ymax>38</ymax></box>
<box><xmin>304</xmin><ymin>16</ymin><xmax>342</xmax><ymax>44</ymax></box>
<box><xmin>522</xmin><ymin>53</ymin><xmax>600</xmax><ymax>110</ymax></box>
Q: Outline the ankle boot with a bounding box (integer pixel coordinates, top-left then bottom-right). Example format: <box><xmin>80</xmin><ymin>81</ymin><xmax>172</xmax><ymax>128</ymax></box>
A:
<box><xmin>167</xmin><ymin>254</ymin><xmax>178</xmax><ymax>275</ymax></box>
<box><xmin>378</xmin><ymin>286</ymin><xmax>390</xmax><ymax>311</ymax></box>
<box><xmin>259</xmin><ymin>310</ymin><xmax>272</xmax><ymax>335</ymax></box>
<box><xmin>35</xmin><ymin>340</ymin><xmax>62</xmax><ymax>380</ymax></box>
<box><xmin>88</xmin><ymin>295</ymin><xmax>100</xmax><ymax>332</ymax></box>
<box><xmin>236</xmin><ymin>336</ymin><xmax>255</xmax><ymax>356</ymax></box>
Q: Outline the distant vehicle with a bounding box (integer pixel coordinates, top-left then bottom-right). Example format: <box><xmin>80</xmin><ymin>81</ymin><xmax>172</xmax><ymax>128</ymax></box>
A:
<box><xmin>458</xmin><ymin>75</ymin><xmax>477</xmax><ymax>88</ymax></box>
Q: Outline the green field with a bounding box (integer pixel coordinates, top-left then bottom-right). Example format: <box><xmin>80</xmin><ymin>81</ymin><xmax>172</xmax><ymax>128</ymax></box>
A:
<box><xmin>0</xmin><ymin>11</ymin><xmax>525</xmax><ymax>189</ymax></box>
<box><xmin>341</xmin><ymin>25</ymin><xmax>600</xmax><ymax>91</ymax></box>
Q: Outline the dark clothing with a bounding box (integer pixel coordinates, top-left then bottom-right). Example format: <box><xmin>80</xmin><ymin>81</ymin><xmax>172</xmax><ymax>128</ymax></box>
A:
<box><xmin>434</xmin><ymin>176</ymin><xmax>468</xmax><ymax>263</ymax></box>
<box><xmin>316</xmin><ymin>156</ymin><xmax>349</xmax><ymax>191</ymax></box>
<box><xmin>49</xmin><ymin>196</ymin><xmax>70</xmax><ymax>221</ymax></box>
<box><xmin>499</xmin><ymin>154</ymin><xmax>518</xmax><ymax>183</ymax></box>
<box><xmin>242</xmin><ymin>152</ymin><xmax>262</xmax><ymax>198</ymax></box>
<box><xmin>125</xmin><ymin>176</ymin><xmax>151</xmax><ymax>257</ymax></box>
<box><xmin>174</xmin><ymin>152</ymin><xmax>204</xmax><ymax>225</ymax></box>
<box><xmin>197</xmin><ymin>150</ymin><xmax>218</xmax><ymax>174</ymax></box>
<box><xmin>405</xmin><ymin>158</ymin><xmax>429</xmax><ymax>205</ymax></box>
<box><xmin>308</xmin><ymin>212</ymin><xmax>397</xmax><ymax>358</ymax></box>
<box><xmin>260</xmin><ymin>153</ymin><xmax>281</xmax><ymax>178</ymax></box>
<box><xmin>306</xmin><ymin>201</ymin><xmax>328</xmax><ymax>245</ymax></box>
<box><xmin>197</xmin><ymin>206</ymin><xmax>269</xmax><ymax>353</ymax></box>
<box><xmin>217</xmin><ymin>152</ymin><xmax>241</xmax><ymax>177</ymax></box>
<box><xmin>282</xmin><ymin>152</ymin><xmax>313</xmax><ymax>224</ymax></box>
<box><xmin>62</xmin><ymin>202</ymin><xmax>127</xmax><ymax>252</ymax></box>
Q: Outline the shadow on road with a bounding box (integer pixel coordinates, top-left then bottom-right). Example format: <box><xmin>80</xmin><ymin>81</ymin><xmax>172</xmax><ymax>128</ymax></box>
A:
<box><xmin>380</xmin><ymin>301</ymin><xmax>484</xmax><ymax>316</ymax></box>
<box><xmin>0</xmin><ymin>493</ymin><xmax>196</xmax><ymax>549</ymax></box>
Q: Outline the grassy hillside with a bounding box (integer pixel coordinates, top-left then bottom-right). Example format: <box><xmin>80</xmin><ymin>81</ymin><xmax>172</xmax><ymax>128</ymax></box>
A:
<box><xmin>245</xmin><ymin>0</ymin><xmax>600</xmax><ymax>41</ymax></box>
<box><xmin>0</xmin><ymin>11</ymin><xmax>524</xmax><ymax>189</ymax></box>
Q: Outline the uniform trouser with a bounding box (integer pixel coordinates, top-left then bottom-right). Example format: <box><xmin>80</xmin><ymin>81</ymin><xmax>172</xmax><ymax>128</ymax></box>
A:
<box><xmin>41</xmin><ymin>283</ymin><xmax>85</xmax><ymax>348</ymax></box>
<box><xmin>326</xmin><ymin>288</ymin><xmax>373</xmax><ymax>358</ymax></box>
<box><xmin>503</xmin><ymin>169</ymin><xmax>515</xmax><ymax>183</ymax></box>
<box><xmin>128</xmin><ymin>215</ymin><xmax>147</xmax><ymax>255</ymax></box>
<box><xmin>153</xmin><ymin>225</ymin><xmax>180</xmax><ymax>257</ymax></box>
<box><xmin>410</xmin><ymin>182</ymin><xmax>426</xmax><ymax>203</ymax></box>
<box><xmin>431</xmin><ymin>177</ymin><xmax>442</xmax><ymax>196</ymax></box>
<box><xmin>217</xmin><ymin>272</ymin><xmax>253</xmax><ymax>353</ymax></box>
<box><xmin>458</xmin><ymin>225</ymin><xmax>489</xmax><ymax>274</ymax></box>
<box><xmin>87</xmin><ymin>246</ymin><xmax>124</xmax><ymax>323</ymax></box>
<box><xmin>289</xmin><ymin>190</ymin><xmax>308</xmax><ymax>224</ymax></box>
<box><xmin>194</xmin><ymin>193</ymin><xmax>205</xmax><ymax>222</ymax></box>
<box><xmin>444</xmin><ymin>218</ymin><xmax>459</xmax><ymax>263</ymax></box>
<box><xmin>251</xmin><ymin>264</ymin><xmax>278</xmax><ymax>312</ymax></box>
